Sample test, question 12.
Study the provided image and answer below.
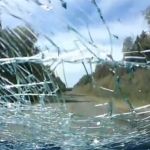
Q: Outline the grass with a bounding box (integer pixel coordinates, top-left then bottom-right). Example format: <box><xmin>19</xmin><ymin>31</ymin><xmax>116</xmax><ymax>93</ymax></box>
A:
<box><xmin>72</xmin><ymin>64</ymin><xmax>150</xmax><ymax>110</ymax></box>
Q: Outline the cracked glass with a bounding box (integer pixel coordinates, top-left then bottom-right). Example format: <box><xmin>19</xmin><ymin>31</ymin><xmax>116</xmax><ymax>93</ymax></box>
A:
<box><xmin>0</xmin><ymin>0</ymin><xmax>150</xmax><ymax>149</ymax></box>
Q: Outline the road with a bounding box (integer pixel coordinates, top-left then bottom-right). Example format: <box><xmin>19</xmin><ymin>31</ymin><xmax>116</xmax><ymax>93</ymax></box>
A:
<box><xmin>63</xmin><ymin>92</ymin><xmax>150</xmax><ymax>118</ymax></box>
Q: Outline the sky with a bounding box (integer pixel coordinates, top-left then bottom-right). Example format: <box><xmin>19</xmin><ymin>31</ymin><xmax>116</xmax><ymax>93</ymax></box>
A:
<box><xmin>1</xmin><ymin>0</ymin><xmax>150</xmax><ymax>87</ymax></box>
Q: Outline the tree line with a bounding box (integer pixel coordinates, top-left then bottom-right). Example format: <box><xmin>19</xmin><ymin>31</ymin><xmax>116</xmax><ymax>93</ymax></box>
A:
<box><xmin>0</xmin><ymin>24</ymin><xmax>66</xmax><ymax>103</ymax></box>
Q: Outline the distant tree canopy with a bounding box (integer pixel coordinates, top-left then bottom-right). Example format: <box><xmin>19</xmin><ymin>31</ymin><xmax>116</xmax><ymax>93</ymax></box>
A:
<box><xmin>122</xmin><ymin>36</ymin><xmax>134</xmax><ymax>52</ymax></box>
<box><xmin>0</xmin><ymin>25</ymin><xmax>39</xmax><ymax>58</ymax></box>
<box><xmin>0</xmin><ymin>25</ymin><xmax>66</xmax><ymax>103</ymax></box>
<box><xmin>122</xmin><ymin>31</ymin><xmax>150</xmax><ymax>53</ymax></box>
<box><xmin>132</xmin><ymin>31</ymin><xmax>150</xmax><ymax>51</ymax></box>
<box><xmin>122</xmin><ymin>5</ymin><xmax>150</xmax><ymax>62</ymax></box>
<box><xmin>142</xmin><ymin>5</ymin><xmax>150</xmax><ymax>26</ymax></box>
<box><xmin>122</xmin><ymin>31</ymin><xmax>150</xmax><ymax>62</ymax></box>
<box><xmin>122</xmin><ymin>5</ymin><xmax>150</xmax><ymax>56</ymax></box>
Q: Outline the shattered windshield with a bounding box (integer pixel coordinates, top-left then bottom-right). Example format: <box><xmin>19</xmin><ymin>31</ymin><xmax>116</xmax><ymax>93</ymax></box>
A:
<box><xmin>0</xmin><ymin>0</ymin><xmax>150</xmax><ymax>149</ymax></box>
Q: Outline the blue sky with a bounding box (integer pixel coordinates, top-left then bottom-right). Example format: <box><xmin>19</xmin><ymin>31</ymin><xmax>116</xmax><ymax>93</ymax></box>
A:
<box><xmin>1</xmin><ymin>0</ymin><xmax>150</xmax><ymax>87</ymax></box>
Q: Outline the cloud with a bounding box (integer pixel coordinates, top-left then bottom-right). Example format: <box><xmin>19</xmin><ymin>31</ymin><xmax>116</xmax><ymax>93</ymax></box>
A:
<box><xmin>97</xmin><ymin>0</ymin><xmax>150</xmax><ymax>21</ymax></box>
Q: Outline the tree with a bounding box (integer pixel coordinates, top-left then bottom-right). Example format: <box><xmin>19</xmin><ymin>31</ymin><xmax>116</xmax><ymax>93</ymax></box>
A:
<box><xmin>0</xmin><ymin>25</ymin><xmax>66</xmax><ymax>103</ymax></box>
<box><xmin>131</xmin><ymin>31</ymin><xmax>150</xmax><ymax>52</ymax></box>
<box><xmin>142</xmin><ymin>5</ymin><xmax>150</xmax><ymax>26</ymax></box>
<box><xmin>131</xmin><ymin>35</ymin><xmax>141</xmax><ymax>51</ymax></box>
<box><xmin>122</xmin><ymin>36</ymin><xmax>133</xmax><ymax>52</ymax></box>
<box><xmin>123</xmin><ymin>30</ymin><xmax>150</xmax><ymax>62</ymax></box>
<box><xmin>0</xmin><ymin>25</ymin><xmax>39</xmax><ymax>58</ymax></box>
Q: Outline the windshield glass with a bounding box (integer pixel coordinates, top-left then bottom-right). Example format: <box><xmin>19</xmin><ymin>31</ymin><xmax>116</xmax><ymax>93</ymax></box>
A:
<box><xmin>0</xmin><ymin>0</ymin><xmax>150</xmax><ymax>149</ymax></box>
